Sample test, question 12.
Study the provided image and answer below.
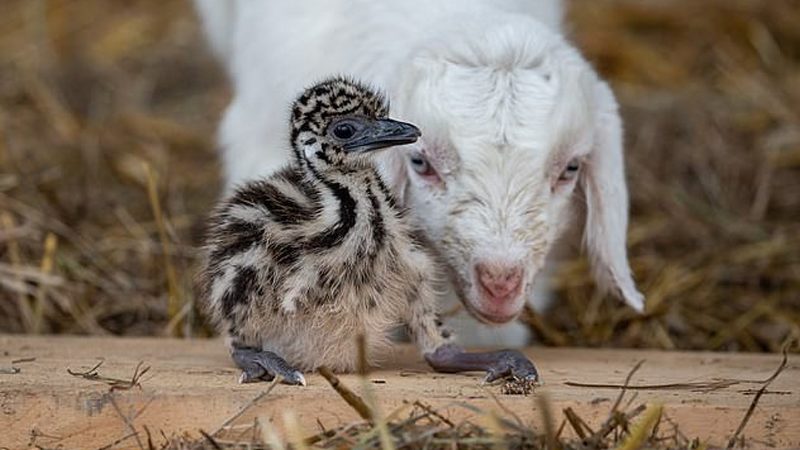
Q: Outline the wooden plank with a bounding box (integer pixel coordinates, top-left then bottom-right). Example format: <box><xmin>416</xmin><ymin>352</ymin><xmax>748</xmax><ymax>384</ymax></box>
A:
<box><xmin>0</xmin><ymin>335</ymin><xmax>797</xmax><ymax>449</ymax></box>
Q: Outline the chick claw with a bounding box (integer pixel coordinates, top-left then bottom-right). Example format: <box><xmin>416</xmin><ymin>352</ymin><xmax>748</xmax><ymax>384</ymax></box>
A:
<box><xmin>232</xmin><ymin>346</ymin><xmax>306</xmax><ymax>386</ymax></box>
<box><xmin>481</xmin><ymin>349</ymin><xmax>539</xmax><ymax>384</ymax></box>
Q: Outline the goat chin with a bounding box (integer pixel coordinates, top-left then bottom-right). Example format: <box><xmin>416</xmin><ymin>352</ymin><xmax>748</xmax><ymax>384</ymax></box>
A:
<box><xmin>194</xmin><ymin>0</ymin><xmax>645</xmax><ymax>347</ymax></box>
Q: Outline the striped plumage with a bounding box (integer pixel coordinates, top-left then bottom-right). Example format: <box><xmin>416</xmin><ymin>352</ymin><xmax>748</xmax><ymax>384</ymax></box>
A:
<box><xmin>201</xmin><ymin>77</ymin><xmax>450</xmax><ymax>382</ymax></box>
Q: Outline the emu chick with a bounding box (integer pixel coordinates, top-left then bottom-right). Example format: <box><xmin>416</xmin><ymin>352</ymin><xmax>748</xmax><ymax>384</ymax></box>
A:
<box><xmin>202</xmin><ymin>77</ymin><xmax>538</xmax><ymax>385</ymax></box>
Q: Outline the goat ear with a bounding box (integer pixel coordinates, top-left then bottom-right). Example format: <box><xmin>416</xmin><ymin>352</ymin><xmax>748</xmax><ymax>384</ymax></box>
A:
<box><xmin>582</xmin><ymin>82</ymin><xmax>645</xmax><ymax>312</ymax></box>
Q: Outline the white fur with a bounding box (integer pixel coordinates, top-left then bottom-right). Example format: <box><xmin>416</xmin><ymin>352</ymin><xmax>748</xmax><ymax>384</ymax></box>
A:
<box><xmin>194</xmin><ymin>0</ymin><xmax>644</xmax><ymax>346</ymax></box>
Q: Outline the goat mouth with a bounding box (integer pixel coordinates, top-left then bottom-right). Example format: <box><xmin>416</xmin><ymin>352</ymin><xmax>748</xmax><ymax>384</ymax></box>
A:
<box><xmin>474</xmin><ymin>282</ymin><xmax>525</xmax><ymax>324</ymax></box>
<box><xmin>467</xmin><ymin>303</ymin><xmax>522</xmax><ymax>325</ymax></box>
<box><xmin>443</xmin><ymin>264</ymin><xmax>523</xmax><ymax>325</ymax></box>
<box><xmin>460</xmin><ymin>293</ymin><xmax>523</xmax><ymax>325</ymax></box>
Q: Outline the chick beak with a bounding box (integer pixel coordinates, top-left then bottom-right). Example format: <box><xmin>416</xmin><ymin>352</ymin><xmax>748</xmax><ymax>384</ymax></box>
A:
<box><xmin>343</xmin><ymin>118</ymin><xmax>421</xmax><ymax>153</ymax></box>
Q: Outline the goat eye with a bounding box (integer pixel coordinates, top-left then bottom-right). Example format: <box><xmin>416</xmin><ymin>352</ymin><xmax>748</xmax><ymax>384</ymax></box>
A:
<box><xmin>408</xmin><ymin>152</ymin><xmax>443</xmax><ymax>186</ymax></box>
<box><xmin>410</xmin><ymin>154</ymin><xmax>432</xmax><ymax>175</ymax></box>
<box><xmin>558</xmin><ymin>158</ymin><xmax>580</xmax><ymax>182</ymax></box>
<box><xmin>332</xmin><ymin>123</ymin><xmax>357</xmax><ymax>140</ymax></box>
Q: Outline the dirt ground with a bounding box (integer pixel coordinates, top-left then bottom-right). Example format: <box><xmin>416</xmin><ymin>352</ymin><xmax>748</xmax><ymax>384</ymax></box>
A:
<box><xmin>2</xmin><ymin>335</ymin><xmax>798</xmax><ymax>449</ymax></box>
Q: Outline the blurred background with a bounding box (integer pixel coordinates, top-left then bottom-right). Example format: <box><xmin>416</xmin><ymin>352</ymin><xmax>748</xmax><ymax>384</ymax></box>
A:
<box><xmin>0</xmin><ymin>0</ymin><xmax>798</xmax><ymax>352</ymax></box>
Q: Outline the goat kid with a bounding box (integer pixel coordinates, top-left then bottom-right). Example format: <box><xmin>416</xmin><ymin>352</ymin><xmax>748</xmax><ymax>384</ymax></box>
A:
<box><xmin>194</xmin><ymin>0</ymin><xmax>645</xmax><ymax>346</ymax></box>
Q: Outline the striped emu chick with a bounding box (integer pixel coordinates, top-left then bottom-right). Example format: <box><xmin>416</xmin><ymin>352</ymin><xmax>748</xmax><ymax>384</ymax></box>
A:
<box><xmin>202</xmin><ymin>77</ymin><xmax>538</xmax><ymax>385</ymax></box>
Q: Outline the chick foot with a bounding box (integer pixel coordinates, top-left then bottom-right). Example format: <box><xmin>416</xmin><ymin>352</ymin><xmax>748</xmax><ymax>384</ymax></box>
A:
<box><xmin>231</xmin><ymin>345</ymin><xmax>306</xmax><ymax>385</ymax></box>
<box><xmin>424</xmin><ymin>343</ymin><xmax>539</xmax><ymax>383</ymax></box>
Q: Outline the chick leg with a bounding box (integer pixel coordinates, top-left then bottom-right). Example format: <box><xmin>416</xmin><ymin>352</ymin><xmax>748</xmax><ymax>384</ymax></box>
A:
<box><xmin>231</xmin><ymin>344</ymin><xmax>306</xmax><ymax>386</ymax></box>
<box><xmin>405</xmin><ymin>280</ymin><xmax>538</xmax><ymax>383</ymax></box>
<box><xmin>404</xmin><ymin>278</ymin><xmax>455</xmax><ymax>355</ymax></box>
<box><xmin>424</xmin><ymin>343</ymin><xmax>538</xmax><ymax>383</ymax></box>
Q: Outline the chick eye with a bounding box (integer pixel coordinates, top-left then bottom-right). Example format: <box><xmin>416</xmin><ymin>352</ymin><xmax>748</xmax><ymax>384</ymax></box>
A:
<box><xmin>332</xmin><ymin>123</ymin><xmax>357</xmax><ymax>140</ymax></box>
<box><xmin>558</xmin><ymin>158</ymin><xmax>581</xmax><ymax>182</ymax></box>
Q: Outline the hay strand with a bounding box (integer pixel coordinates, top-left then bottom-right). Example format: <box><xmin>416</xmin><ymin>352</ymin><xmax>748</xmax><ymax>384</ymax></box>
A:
<box><xmin>144</xmin><ymin>162</ymin><xmax>183</xmax><ymax>336</ymax></box>
<box><xmin>317</xmin><ymin>366</ymin><xmax>373</xmax><ymax>421</ymax></box>
<box><xmin>725</xmin><ymin>338</ymin><xmax>793</xmax><ymax>449</ymax></box>
<box><xmin>615</xmin><ymin>403</ymin><xmax>663</xmax><ymax>450</ymax></box>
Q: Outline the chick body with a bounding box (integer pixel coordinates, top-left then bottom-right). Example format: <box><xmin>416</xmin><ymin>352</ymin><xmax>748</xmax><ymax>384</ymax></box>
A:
<box><xmin>202</xmin><ymin>77</ymin><xmax>447</xmax><ymax>379</ymax></box>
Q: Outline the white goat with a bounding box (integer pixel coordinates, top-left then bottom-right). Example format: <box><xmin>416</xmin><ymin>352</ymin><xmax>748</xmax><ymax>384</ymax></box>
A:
<box><xmin>194</xmin><ymin>0</ymin><xmax>645</xmax><ymax>346</ymax></box>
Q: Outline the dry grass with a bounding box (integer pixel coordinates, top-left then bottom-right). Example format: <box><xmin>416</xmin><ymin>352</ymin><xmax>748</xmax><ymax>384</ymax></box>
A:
<box><xmin>549</xmin><ymin>0</ymin><xmax>800</xmax><ymax>352</ymax></box>
<box><xmin>0</xmin><ymin>0</ymin><xmax>798</xmax><ymax>351</ymax></box>
<box><xmin>0</xmin><ymin>0</ymin><xmax>225</xmax><ymax>336</ymax></box>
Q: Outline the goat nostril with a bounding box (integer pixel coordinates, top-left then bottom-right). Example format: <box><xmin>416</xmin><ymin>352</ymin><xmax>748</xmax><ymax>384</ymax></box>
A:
<box><xmin>476</xmin><ymin>264</ymin><xmax>523</xmax><ymax>300</ymax></box>
<box><xmin>508</xmin><ymin>268</ymin><xmax>523</xmax><ymax>285</ymax></box>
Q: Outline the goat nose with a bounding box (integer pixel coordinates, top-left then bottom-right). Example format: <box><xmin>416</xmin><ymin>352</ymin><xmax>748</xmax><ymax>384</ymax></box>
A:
<box><xmin>476</xmin><ymin>263</ymin><xmax>523</xmax><ymax>300</ymax></box>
